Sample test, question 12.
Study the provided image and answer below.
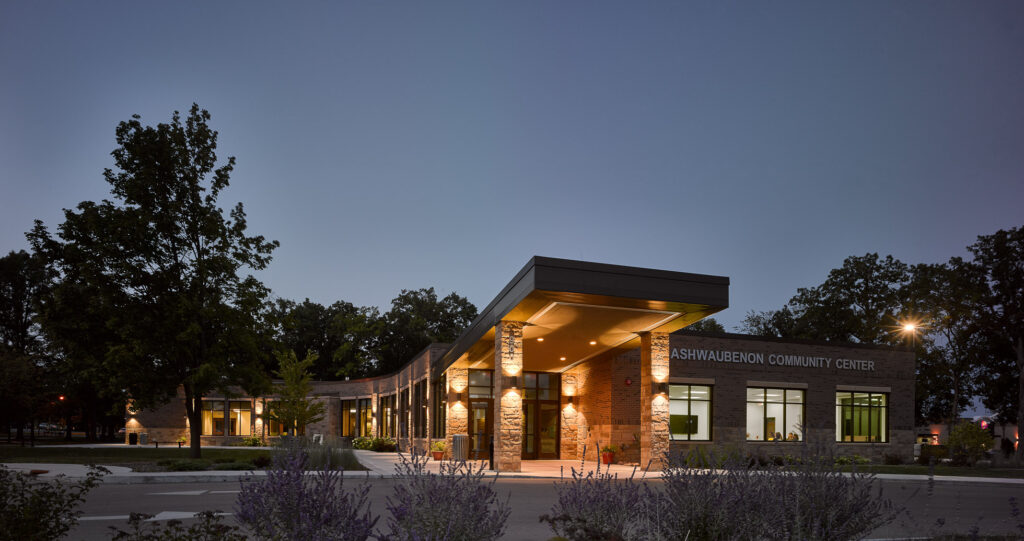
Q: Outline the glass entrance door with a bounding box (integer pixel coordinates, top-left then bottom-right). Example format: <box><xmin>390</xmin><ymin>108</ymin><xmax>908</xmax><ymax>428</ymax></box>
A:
<box><xmin>469</xmin><ymin>399</ymin><xmax>491</xmax><ymax>460</ymax></box>
<box><xmin>521</xmin><ymin>372</ymin><xmax>560</xmax><ymax>460</ymax></box>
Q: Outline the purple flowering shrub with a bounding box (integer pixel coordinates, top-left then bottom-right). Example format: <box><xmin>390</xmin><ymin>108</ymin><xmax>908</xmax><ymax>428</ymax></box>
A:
<box><xmin>235</xmin><ymin>445</ymin><xmax>377</xmax><ymax>541</ymax></box>
<box><xmin>656</xmin><ymin>449</ymin><xmax>900</xmax><ymax>541</ymax></box>
<box><xmin>541</xmin><ymin>445</ymin><xmax>903</xmax><ymax>541</ymax></box>
<box><xmin>382</xmin><ymin>452</ymin><xmax>510</xmax><ymax>541</ymax></box>
<box><xmin>540</xmin><ymin>457</ymin><xmax>650</xmax><ymax>541</ymax></box>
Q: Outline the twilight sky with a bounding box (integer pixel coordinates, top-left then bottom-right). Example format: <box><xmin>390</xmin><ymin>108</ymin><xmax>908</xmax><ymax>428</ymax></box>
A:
<box><xmin>2</xmin><ymin>1</ymin><xmax>1023</xmax><ymax>332</ymax></box>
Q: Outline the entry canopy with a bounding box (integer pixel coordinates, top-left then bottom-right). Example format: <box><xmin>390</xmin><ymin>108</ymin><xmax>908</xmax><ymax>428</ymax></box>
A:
<box><xmin>439</xmin><ymin>257</ymin><xmax>729</xmax><ymax>375</ymax></box>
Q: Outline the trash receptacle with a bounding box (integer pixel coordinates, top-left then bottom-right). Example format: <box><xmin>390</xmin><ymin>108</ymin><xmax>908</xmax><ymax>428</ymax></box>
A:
<box><xmin>139</xmin><ymin>432</ymin><xmax>148</xmax><ymax>445</ymax></box>
<box><xmin>451</xmin><ymin>434</ymin><xmax>468</xmax><ymax>461</ymax></box>
<box><xmin>128</xmin><ymin>432</ymin><xmax>138</xmax><ymax>445</ymax></box>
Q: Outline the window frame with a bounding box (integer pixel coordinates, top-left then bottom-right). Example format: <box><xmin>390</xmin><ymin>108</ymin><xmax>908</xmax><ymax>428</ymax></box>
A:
<box><xmin>835</xmin><ymin>391</ymin><xmax>889</xmax><ymax>443</ymax></box>
<box><xmin>745</xmin><ymin>387</ymin><xmax>804</xmax><ymax>442</ymax></box>
<box><xmin>668</xmin><ymin>384</ymin><xmax>713</xmax><ymax>442</ymax></box>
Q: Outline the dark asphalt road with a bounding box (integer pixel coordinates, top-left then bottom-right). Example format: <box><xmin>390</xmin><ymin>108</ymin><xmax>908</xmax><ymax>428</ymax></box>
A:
<box><xmin>69</xmin><ymin>478</ymin><xmax>1024</xmax><ymax>540</ymax></box>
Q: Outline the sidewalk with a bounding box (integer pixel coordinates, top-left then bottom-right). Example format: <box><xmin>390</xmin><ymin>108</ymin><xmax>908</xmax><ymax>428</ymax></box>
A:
<box><xmin>6</xmin><ymin>451</ymin><xmax>1024</xmax><ymax>485</ymax></box>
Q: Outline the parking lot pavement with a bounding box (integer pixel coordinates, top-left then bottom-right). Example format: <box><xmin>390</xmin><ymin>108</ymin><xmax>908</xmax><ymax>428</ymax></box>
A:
<box><xmin>63</xmin><ymin>476</ymin><xmax>1024</xmax><ymax>541</ymax></box>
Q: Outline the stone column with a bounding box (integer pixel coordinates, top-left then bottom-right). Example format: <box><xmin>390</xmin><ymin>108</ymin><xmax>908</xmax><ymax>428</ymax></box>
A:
<box><xmin>640</xmin><ymin>332</ymin><xmax>670</xmax><ymax>470</ymax></box>
<box><xmin>445</xmin><ymin>367</ymin><xmax>468</xmax><ymax>458</ymax></box>
<box><xmin>560</xmin><ymin>373</ymin><xmax>579</xmax><ymax>460</ymax></box>
<box><xmin>493</xmin><ymin>320</ymin><xmax>524</xmax><ymax>472</ymax></box>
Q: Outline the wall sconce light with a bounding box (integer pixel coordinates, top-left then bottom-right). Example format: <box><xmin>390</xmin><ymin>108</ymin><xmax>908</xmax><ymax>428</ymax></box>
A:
<box><xmin>651</xmin><ymin>382</ymin><xmax>669</xmax><ymax>396</ymax></box>
<box><xmin>447</xmin><ymin>390</ymin><xmax>465</xmax><ymax>403</ymax></box>
<box><xmin>503</xmin><ymin>375</ymin><xmax>521</xmax><ymax>389</ymax></box>
<box><xmin>566</xmin><ymin>395</ymin><xmax>574</xmax><ymax>405</ymax></box>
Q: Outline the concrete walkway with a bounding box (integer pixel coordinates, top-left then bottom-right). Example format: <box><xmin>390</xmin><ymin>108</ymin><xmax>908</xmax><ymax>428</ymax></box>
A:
<box><xmin>6</xmin><ymin>448</ymin><xmax>1024</xmax><ymax>485</ymax></box>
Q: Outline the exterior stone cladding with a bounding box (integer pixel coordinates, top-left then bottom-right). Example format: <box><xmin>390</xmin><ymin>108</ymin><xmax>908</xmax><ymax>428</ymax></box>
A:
<box><xmin>666</xmin><ymin>332</ymin><xmax>915</xmax><ymax>462</ymax></box>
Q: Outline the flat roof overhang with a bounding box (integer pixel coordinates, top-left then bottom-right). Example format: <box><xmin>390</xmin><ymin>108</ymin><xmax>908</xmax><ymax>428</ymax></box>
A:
<box><xmin>436</xmin><ymin>256</ymin><xmax>729</xmax><ymax>376</ymax></box>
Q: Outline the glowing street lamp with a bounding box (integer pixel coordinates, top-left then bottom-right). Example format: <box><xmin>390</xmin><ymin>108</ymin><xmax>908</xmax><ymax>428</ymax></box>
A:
<box><xmin>899</xmin><ymin>320</ymin><xmax>921</xmax><ymax>350</ymax></box>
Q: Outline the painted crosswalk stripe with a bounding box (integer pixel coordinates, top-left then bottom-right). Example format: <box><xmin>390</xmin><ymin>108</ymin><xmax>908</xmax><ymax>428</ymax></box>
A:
<box><xmin>147</xmin><ymin>490</ymin><xmax>208</xmax><ymax>496</ymax></box>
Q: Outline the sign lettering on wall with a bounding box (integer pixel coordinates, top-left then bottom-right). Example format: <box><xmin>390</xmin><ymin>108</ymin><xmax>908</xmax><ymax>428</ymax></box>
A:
<box><xmin>670</xmin><ymin>348</ymin><xmax>876</xmax><ymax>371</ymax></box>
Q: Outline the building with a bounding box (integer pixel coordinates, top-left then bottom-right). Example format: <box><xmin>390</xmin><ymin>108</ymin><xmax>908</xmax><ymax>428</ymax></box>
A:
<box><xmin>127</xmin><ymin>257</ymin><xmax>916</xmax><ymax>469</ymax></box>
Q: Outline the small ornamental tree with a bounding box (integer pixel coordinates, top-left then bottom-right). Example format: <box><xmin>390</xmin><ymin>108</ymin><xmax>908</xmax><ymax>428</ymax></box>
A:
<box><xmin>266</xmin><ymin>350</ymin><xmax>325</xmax><ymax>436</ymax></box>
<box><xmin>948</xmin><ymin>421</ymin><xmax>992</xmax><ymax>465</ymax></box>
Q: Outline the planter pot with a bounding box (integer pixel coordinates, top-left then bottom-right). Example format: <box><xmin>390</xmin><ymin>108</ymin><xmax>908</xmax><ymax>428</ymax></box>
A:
<box><xmin>601</xmin><ymin>452</ymin><xmax>615</xmax><ymax>465</ymax></box>
<box><xmin>432</xmin><ymin>451</ymin><xmax>444</xmax><ymax>461</ymax></box>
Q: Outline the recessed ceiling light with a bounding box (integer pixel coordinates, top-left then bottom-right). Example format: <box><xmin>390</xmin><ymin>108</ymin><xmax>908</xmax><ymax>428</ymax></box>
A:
<box><xmin>537</xmin><ymin>338</ymin><xmax>544</xmax><ymax>342</ymax></box>
<box><xmin>560</xmin><ymin>357</ymin><xmax>566</xmax><ymax>361</ymax></box>
<box><xmin>589</xmin><ymin>340</ymin><xmax>597</xmax><ymax>345</ymax></box>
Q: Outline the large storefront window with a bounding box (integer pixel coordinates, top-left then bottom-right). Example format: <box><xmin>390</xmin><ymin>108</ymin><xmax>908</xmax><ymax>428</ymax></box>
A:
<box><xmin>669</xmin><ymin>385</ymin><xmax>712</xmax><ymax>441</ymax></box>
<box><xmin>202</xmin><ymin>401</ymin><xmax>225</xmax><ymax>436</ymax></box>
<box><xmin>414</xmin><ymin>380</ymin><xmax>427</xmax><ymax>438</ymax></box>
<box><xmin>342</xmin><ymin>400</ymin><xmax>358</xmax><ymax>437</ymax></box>
<box><xmin>379</xmin><ymin>395</ymin><xmax>396</xmax><ymax>438</ymax></box>
<box><xmin>746</xmin><ymin>388</ymin><xmax>803</xmax><ymax>442</ymax></box>
<box><xmin>358</xmin><ymin>398</ymin><xmax>372</xmax><ymax>437</ymax></box>
<box><xmin>229</xmin><ymin>400</ymin><xmax>252</xmax><ymax>436</ymax></box>
<box><xmin>836</xmin><ymin>392</ymin><xmax>888</xmax><ymax>443</ymax></box>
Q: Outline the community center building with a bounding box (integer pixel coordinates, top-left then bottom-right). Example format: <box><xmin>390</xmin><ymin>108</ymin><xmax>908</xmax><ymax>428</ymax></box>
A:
<box><xmin>127</xmin><ymin>257</ymin><xmax>916</xmax><ymax>470</ymax></box>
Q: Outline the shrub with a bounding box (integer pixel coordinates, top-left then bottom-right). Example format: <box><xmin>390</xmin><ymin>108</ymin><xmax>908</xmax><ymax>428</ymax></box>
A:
<box><xmin>108</xmin><ymin>510</ymin><xmax>245</xmax><ymax>540</ymax></box>
<box><xmin>918</xmin><ymin>445</ymin><xmax>949</xmax><ymax>466</ymax></box>
<box><xmin>883</xmin><ymin>453</ymin><xmax>904</xmax><ymax>465</ymax></box>
<box><xmin>431</xmin><ymin>440</ymin><xmax>447</xmax><ymax>453</ymax></box>
<box><xmin>235</xmin><ymin>446</ymin><xmax>377</xmax><ymax>541</ymax></box>
<box><xmin>650</xmin><ymin>449</ymin><xmax>900</xmax><ymax>541</ymax></box>
<box><xmin>251</xmin><ymin>454</ymin><xmax>272</xmax><ymax>469</ymax></box>
<box><xmin>372</xmin><ymin>437</ymin><xmax>397</xmax><ymax>452</ymax></box>
<box><xmin>383</xmin><ymin>453</ymin><xmax>510</xmax><ymax>541</ymax></box>
<box><xmin>540</xmin><ymin>455</ymin><xmax>647</xmax><ymax>541</ymax></box>
<box><xmin>353</xmin><ymin>436</ymin><xmax>373</xmax><ymax>450</ymax></box>
<box><xmin>0</xmin><ymin>464</ymin><xmax>107</xmax><ymax>540</ymax></box>
<box><xmin>164</xmin><ymin>459</ymin><xmax>210</xmax><ymax>471</ymax></box>
<box><xmin>600</xmin><ymin>444</ymin><xmax>620</xmax><ymax>454</ymax></box>
<box><xmin>852</xmin><ymin>454</ymin><xmax>872</xmax><ymax>465</ymax></box>
<box><xmin>834</xmin><ymin>456</ymin><xmax>852</xmax><ymax>466</ymax></box>
<box><xmin>240</xmin><ymin>435</ymin><xmax>264</xmax><ymax>447</ymax></box>
<box><xmin>948</xmin><ymin>422</ymin><xmax>992</xmax><ymax>465</ymax></box>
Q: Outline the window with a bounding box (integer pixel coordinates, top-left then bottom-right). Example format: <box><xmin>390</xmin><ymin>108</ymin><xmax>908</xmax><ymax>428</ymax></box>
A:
<box><xmin>746</xmin><ymin>388</ymin><xmax>803</xmax><ymax>442</ymax></box>
<box><xmin>836</xmin><ymin>392</ymin><xmax>888</xmax><ymax>443</ymax></box>
<box><xmin>399</xmin><ymin>388</ymin><xmax>410</xmax><ymax>437</ymax></box>
<box><xmin>379</xmin><ymin>395</ymin><xmax>396</xmax><ymax>438</ymax></box>
<box><xmin>358</xmin><ymin>398</ymin><xmax>372</xmax><ymax>437</ymax></box>
<box><xmin>341</xmin><ymin>400</ymin><xmax>358</xmax><ymax>437</ymax></box>
<box><xmin>468</xmin><ymin>370</ymin><xmax>492</xmax><ymax>398</ymax></box>
<box><xmin>229</xmin><ymin>400</ymin><xmax>252</xmax><ymax>436</ymax></box>
<box><xmin>669</xmin><ymin>385</ymin><xmax>712</xmax><ymax>441</ymax></box>
<box><xmin>413</xmin><ymin>380</ymin><xmax>428</xmax><ymax>438</ymax></box>
<box><xmin>432</xmin><ymin>375</ymin><xmax>446</xmax><ymax>439</ymax></box>
<box><xmin>201</xmin><ymin>401</ymin><xmax>225</xmax><ymax>436</ymax></box>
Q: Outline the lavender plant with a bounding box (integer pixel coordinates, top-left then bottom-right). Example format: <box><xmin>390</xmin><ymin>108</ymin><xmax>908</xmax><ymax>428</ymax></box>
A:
<box><xmin>655</xmin><ymin>447</ymin><xmax>901</xmax><ymax>541</ymax></box>
<box><xmin>0</xmin><ymin>464</ymin><xmax>108</xmax><ymax>541</ymax></box>
<box><xmin>234</xmin><ymin>445</ymin><xmax>377</xmax><ymax>541</ymax></box>
<box><xmin>540</xmin><ymin>453</ymin><xmax>649</xmax><ymax>541</ymax></box>
<box><xmin>382</xmin><ymin>452</ymin><xmax>510</xmax><ymax>541</ymax></box>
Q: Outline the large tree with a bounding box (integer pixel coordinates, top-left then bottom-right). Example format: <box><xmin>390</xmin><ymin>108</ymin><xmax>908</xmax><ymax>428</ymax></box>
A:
<box><xmin>967</xmin><ymin>227</ymin><xmax>1024</xmax><ymax>459</ymax></box>
<box><xmin>374</xmin><ymin>288</ymin><xmax>477</xmax><ymax>374</ymax></box>
<box><xmin>29</xmin><ymin>105</ymin><xmax>278</xmax><ymax>457</ymax></box>
<box><xmin>0</xmin><ymin>250</ymin><xmax>50</xmax><ymax>440</ymax></box>
<box><xmin>905</xmin><ymin>259</ymin><xmax>987</xmax><ymax>427</ymax></box>
<box><xmin>739</xmin><ymin>254</ymin><xmax>910</xmax><ymax>344</ymax></box>
<box><xmin>271</xmin><ymin>299</ymin><xmax>381</xmax><ymax>380</ymax></box>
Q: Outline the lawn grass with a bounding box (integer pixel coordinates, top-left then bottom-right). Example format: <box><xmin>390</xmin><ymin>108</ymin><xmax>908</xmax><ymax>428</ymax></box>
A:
<box><xmin>840</xmin><ymin>463</ymin><xmax>1024</xmax><ymax>479</ymax></box>
<box><xmin>0</xmin><ymin>445</ymin><xmax>366</xmax><ymax>471</ymax></box>
<box><xmin>0</xmin><ymin>446</ymin><xmax>271</xmax><ymax>465</ymax></box>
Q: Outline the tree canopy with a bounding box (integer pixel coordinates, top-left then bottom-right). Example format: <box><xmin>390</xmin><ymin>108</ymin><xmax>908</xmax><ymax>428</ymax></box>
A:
<box><xmin>29</xmin><ymin>104</ymin><xmax>278</xmax><ymax>457</ymax></box>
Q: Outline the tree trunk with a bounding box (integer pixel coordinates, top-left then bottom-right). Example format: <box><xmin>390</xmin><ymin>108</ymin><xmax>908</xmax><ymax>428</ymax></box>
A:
<box><xmin>184</xmin><ymin>384</ymin><xmax>203</xmax><ymax>459</ymax></box>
